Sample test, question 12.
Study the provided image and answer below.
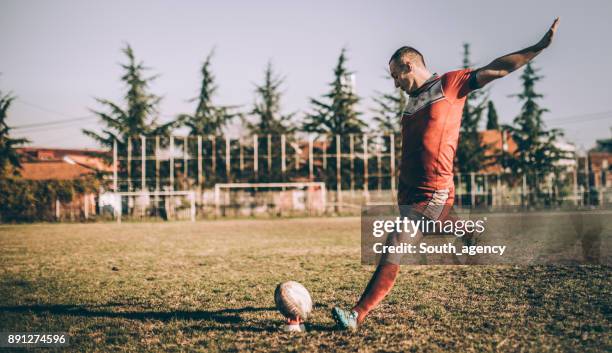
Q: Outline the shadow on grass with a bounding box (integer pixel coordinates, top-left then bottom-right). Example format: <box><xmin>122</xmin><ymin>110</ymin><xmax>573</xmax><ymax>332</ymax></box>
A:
<box><xmin>0</xmin><ymin>302</ymin><xmax>340</xmax><ymax>333</ymax></box>
<box><xmin>0</xmin><ymin>304</ymin><xmax>279</xmax><ymax>332</ymax></box>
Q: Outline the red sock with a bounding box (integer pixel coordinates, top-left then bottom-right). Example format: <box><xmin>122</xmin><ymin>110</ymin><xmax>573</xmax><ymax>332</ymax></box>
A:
<box><xmin>352</xmin><ymin>263</ymin><xmax>399</xmax><ymax>324</ymax></box>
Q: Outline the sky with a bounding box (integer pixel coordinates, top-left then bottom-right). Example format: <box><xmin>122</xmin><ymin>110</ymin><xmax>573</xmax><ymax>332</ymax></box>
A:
<box><xmin>1</xmin><ymin>0</ymin><xmax>611</xmax><ymax>151</ymax></box>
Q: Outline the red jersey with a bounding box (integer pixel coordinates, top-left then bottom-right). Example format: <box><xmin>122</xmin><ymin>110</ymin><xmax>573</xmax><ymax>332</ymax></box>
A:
<box><xmin>398</xmin><ymin>69</ymin><xmax>478</xmax><ymax>205</ymax></box>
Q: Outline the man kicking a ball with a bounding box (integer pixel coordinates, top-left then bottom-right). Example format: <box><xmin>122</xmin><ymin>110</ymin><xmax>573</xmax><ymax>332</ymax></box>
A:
<box><xmin>332</xmin><ymin>18</ymin><xmax>560</xmax><ymax>330</ymax></box>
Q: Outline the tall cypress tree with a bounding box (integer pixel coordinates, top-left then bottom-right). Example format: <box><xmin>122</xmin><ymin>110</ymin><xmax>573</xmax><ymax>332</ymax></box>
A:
<box><xmin>177</xmin><ymin>49</ymin><xmax>239</xmax><ymax>186</ymax></box>
<box><xmin>504</xmin><ymin>62</ymin><xmax>565</xmax><ymax>204</ymax></box>
<box><xmin>303</xmin><ymin>48</ymin><xmax>365</xmax><ymax>135</ymax></box>
<box><xmin>246</xmin><ymin>62</ymin><xmax>295</xmax><ymax>182</ymax></box>
<box><xmin>303</xmin><ymin>48</ymin><xmax>366</xmax><ymax>191</ymax></box>
<box><xmin>0</xmin><ymin>91</ymin><xmax>29</xmax><ymax>176</ymax></box>
<box><xmin>456</xmin><ymin>43</ymin><xmax>491</xmax><ymax>174</ymax></box>
<box><xmin>179</xmin><ymin>49</ymin><xmax>237</xmax><ymax>136</ymax></box>
<box><xmin>83</xmin><ymin>44</ymin><xmax>175</xmax><ymax>148</ymax></box>
<box><xmin>83</xmin><ymin>44</ymin><xmax>176</xmax><ymax>191</ymax></box>
<box><xmin>247</xmin><ymin>62</ymin><xmax>294</xmax><ymax>135</ymax></box>
<box><xmin>486</xmin><ymin>100</ymin><xmax>499</xmax><ymax>130</ymax></box>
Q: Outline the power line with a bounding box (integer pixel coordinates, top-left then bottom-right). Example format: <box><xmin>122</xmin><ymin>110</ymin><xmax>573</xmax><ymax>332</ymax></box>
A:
<box><xmin>546</xmin><ymin>110</ymin><xmax>612</xmax><ymax>123</ymax></box>
<box><xmin>13</xmin><ymin>98</ymin><xmax>97</xmax><ymax>130</ymax></box>
<box><xmin>13</xmin><ymin>115</ymin><xmax>97</xmax><ymax>130</ymax></box>
<box><xmin>16</xmin><ymin>99</ymin><xmax>83</xmax><ymax>118</ymax></box>
<box><xmin>14</xmin><ymin>120</ymin><xmax>99</xmax><ymax>134</ymax></box>
<box><xmin>548</xmin><ymin>114</ymin><xmax>612</xmax><ymax>125</ymax></box>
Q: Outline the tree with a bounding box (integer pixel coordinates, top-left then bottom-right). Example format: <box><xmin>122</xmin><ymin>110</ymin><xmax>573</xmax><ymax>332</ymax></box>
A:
<box><xmin>83</xmin><ymin>44</ymin><xmax>175</xmax><ymax>149</ymax></box>
<box><xmin>371</xmin><ymin>73</ymin><xmax>406</xmax><ymax>134</ymax></box>
<box><xmin>372</xmin><ymin>73</ymin><xmax>406</xmax><ymax>190</ymax></box>
<box><xmin>456</xmin><ymin>43</ymin><xmax>491</xmax><ymax>174</ymax></box>
<box><xmin>243</xmin><ymin>62</ymin><xmax>296</xmax><ymax>182</ymax></box>
<box><xmin>486</xmin><ymin>100</ymin><xmax>499</xmax><ymax>130</ymax></box>
<box><xmin>303</xmin><ymin>48</ymin><xmax>366</xmax><ymax>135</ymax></box>
<box><xmin>303</xmin><ymin>49</ymin><xmax>367</xmax><ymax>192</ymax></box>
<box><xmin>83</xmin><ymin>44</ymin><xmax>177</xmax><ymax>191</ymax></box>
<box><xmin>504</xmin><ymin>62</ymin><xmax>566</xmax><ymax>204</ymax></box>
<box><xmin>593</xmin><ymin>128</ymin><xmax>612</xmax><ymax>153</ymax></box>
<box><xmin>179</xmin><ymin>49</ymin><xmax>237</xmax><ymax>136</ymax></box>
<box><xmin>246</xmin><ymin>61</ymin><xmax>294</xmax><ymax>136</ymax></box>
<box><xmin>0</xmin><ymin>91</ymin><xmax>29</xmax><ymax>176</ymax></box>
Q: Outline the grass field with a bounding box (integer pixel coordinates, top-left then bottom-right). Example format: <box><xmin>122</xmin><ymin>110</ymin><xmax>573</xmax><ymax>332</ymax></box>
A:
<box><xmin>0</xmin><ymin>218</ymin><xmax>610</xmax><ymax>352</ymax></box>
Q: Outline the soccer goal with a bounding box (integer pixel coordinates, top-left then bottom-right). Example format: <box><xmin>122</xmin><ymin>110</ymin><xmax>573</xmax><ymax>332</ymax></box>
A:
<box><xmin>213</xmin><ymin>182</ymin><xmax>327</xmax><ymax>217</ymax></box>
<box><xmin>100</xmin><ymin>190</ymin><xmax>196</xmax><ymax>222</ymax></box>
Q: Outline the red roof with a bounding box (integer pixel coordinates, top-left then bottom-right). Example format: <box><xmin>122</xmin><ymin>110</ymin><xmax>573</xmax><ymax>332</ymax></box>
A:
<box><xmin>19</xmin><ymin>161</ymin><xmax>98</xmax><ymax>180</ymax></box>
<box><xmin>16</xmin><ymin>147</ymin><xmax>112</xmax><ymax>180</ymax></box>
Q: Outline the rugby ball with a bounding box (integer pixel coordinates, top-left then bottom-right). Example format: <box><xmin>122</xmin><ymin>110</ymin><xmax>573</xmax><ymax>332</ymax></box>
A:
<box><xmin>274</xmin><ymin>281</ymin><xmax>313</xmax><ymax>320</ymax></box>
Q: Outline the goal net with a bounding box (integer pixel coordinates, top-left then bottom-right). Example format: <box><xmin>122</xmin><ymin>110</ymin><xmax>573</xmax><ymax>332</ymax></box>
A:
<box><xmin>213</xmin><ymin>182</ymin><xmax>327</xmax><ymax>217</ymax></box>
<box><xmin>99</xmin><ymin>190</ymin><xmax>196</xmax><ymax>222</ymax></box>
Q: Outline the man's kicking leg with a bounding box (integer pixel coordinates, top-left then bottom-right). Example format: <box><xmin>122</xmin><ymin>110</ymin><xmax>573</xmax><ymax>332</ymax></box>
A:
<box><xmin>332</xmin><ymin>207</ymin><xmax>425</xmax><ymax>330</ymax></box>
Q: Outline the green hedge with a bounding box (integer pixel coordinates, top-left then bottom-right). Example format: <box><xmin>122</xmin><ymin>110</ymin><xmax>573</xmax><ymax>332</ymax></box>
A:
<box><xmin>0</xmin><ymin>177</ymin><xmax>100</xmax><ymax>223</ymax></box>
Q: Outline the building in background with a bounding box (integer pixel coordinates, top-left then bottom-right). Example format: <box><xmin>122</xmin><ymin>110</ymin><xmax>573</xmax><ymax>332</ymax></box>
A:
<box><xmin>17</xmin><ymin>147</ymin><xmax>111</xmax><ymax>180</ymax></box>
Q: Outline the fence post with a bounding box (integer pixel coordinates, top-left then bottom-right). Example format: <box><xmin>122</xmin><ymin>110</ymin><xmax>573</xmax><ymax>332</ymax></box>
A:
<box><xmin>226</xmin><ymin>137</ymin><xmax>231</xmax><ymax>182</ymax></box>
<box><xmin>239</xmin><ymin>137</ymin><xmax>244</xmax><ymax>176</ymax></box>
<box><xmin>281</xmin><ymin>134</ymin><xmax>286</xmax><ymax>178</ymax></box>
<box><xmin>336</xmin><ymin>134</ymin><xmax>342</xmax><ymax>211</ymax></box>
<box><xmin>169</xmin><ymin>135</ymin><xmax>174</xmax><ymax>191</ymax></box>
<box><xmin>155</xmin><ymin>136</ymin><xmax>160</xmax><ymax>192</ymax></box>
<box><xmin>470</xmin><ymin>172</ymin><xmax>476</xmax><ymax>207</ymax></box>
<box><xmin>323</xmin><ymin>138</ymin><xmax>327</xmax><ymax>169</ymax></box>
<box><xmin>211</xmin><ymin>135</ymin><xmax>216</xmax><ymax>175</ymax></box>
<box><xmin>309</xmin><ymin>135</ymin><xmax>314</xmax><ymax>181</ymax></box>
<box><xmin>253</xmin><ymin>134</ymin><xmax>258</xmax><ymax>175</ymax></box>
<box><xmin>155</xmin><ymin>136</ymin><xmax>160</xmax><ymax>216</ymax></box>
<box><xmin>457</xmin><ymin>173</ymin><xmax>462</xmax><ymax>207</ymax></box>
<box><xmin>84</xmin><ymin>194</ymin><xmax>89</xmax><ymax>220</ymax></box>
<box><xmin>183</xmin><ymin>136</ymin><xmax>188</xmax><ymax>183</ymax></box>
<box><xmin>127</xmin><ymin>138</ymin><xmax>132</xmax><ymax>191</ymax></box>
<box><xmin>349</xmin><ymin>134</ymin><xmax>354</xmax><ymax>195</ymax></box>
<box><xmin>363</xmin><ymin>134</ymin><xmax>369</xmax><ymax>202</ymax></box>
<box><xmin>141</xmin><ymin>135</ymin><xmax>146</xmax><ymax>192</ymax></box>
<box><xmin>522</xmin><ymin>174</ymin><xmax>527</xmax><ymax>208</ymax></box>
<box><xmin>390</xmin><ymin>134</ymin><xmax>396</xmax><ymax>195</ymax></box>
<box><xmin>197</xmin><ymin>136</ymin><xmax>202</xmax><ymax>186</ymax></box>
<box><xmin>267</xmin><ymin>134</ymin><xmax>272</xmax><ymax>172</ymax></box>
<box><xmin>55</xmin><ymin>199</ymin><xmax>60</xmax><ymax>221</ymax></box>
<box><xmin>484</xmin><ymin>173</ymin><xmax>493</xmax><ymax>207</ymax></box>
<box><xmin>377</xmin><ymin>135</ymin><xmax>382</xmax><ymax>193</ymax></box>
<box><xmin>496</xmin><ymin>173</ymin><xmax>502</xmax><ymax>207</ymax></box>
<box><xmin>113</xmin><ymin>139</ymin><xmax>118</xmax><ymax>192</ymax></box>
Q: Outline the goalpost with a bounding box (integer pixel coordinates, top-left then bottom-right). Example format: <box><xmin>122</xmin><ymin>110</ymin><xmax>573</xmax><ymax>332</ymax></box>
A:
<box><xmin>103</xmin><ymin>190</ymin><xmax>196</xmax><ymax>223</ymax></box>
<box><xmin>213</xmin><ymin>182</ymin><xmax>327</xmax><ymax>217</ymax></box>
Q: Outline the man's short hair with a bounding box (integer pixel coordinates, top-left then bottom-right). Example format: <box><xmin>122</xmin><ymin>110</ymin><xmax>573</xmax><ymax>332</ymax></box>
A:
<box><xmin>389</xmin><ymin>46</ymin><xmax>426</xmax><ymax>67</ymax></box>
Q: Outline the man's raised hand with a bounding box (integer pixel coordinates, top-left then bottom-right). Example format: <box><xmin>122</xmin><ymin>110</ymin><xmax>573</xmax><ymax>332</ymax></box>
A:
<box><xmin>536</xmin><ymin>17</ymin><xmax>560</xmax><ymax>50</ymax></box>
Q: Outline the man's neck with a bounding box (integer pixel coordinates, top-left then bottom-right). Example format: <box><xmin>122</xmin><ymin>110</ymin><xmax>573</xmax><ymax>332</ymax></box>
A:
<box><xmin>413</xmin><ymin>70</ymin><xmax>434</xmax><ymax>90</ymax></box>
<box><xmin>409</xmin><ymin>70</ymin><xmax>435</xmax><ymax>97</ymax></box>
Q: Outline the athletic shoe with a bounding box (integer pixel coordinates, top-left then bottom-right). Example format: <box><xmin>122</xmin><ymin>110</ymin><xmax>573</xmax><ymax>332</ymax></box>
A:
<box><xmin>331</xmin><ymin>307</ymin><xmax>358</xmax><ymax>330</ymax></box>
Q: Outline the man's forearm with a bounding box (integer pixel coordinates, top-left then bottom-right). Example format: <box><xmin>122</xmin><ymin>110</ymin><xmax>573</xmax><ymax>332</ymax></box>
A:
<box><xmin>476</xmin><ymin>18</ymin><xmax>559</xmax><ymax>87</ymax></box>
<box><xmin>485</xmin><ymin>44</ymin><xmax>544</xmax><ymax>76</ymax></box>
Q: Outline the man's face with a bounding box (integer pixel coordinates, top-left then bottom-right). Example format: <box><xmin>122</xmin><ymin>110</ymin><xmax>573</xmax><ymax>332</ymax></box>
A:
<box><xmin>389</xmin><ymin>59</ymin><xmax>416</xmax><ymax>94</ymax></box>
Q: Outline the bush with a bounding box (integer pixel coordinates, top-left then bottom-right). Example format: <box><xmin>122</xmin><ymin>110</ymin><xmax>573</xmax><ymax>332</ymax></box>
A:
<box><xmin>0</xmin><ymin>177</ymin><xmax>100</xmax><ymax>222</ymax></box>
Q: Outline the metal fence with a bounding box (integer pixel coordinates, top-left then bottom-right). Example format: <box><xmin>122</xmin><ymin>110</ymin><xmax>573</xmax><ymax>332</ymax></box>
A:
<box><xmin>108</xmin><ymin>134</ymin><xmax>611</xmax><ymax>214</ymax></box>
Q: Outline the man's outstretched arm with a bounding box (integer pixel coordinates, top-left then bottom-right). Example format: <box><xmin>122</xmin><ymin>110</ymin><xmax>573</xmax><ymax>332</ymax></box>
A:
<box><xmin>474</xmin><ymin>18</ymin><xmax>560</xmax><ymax>88</ymax></box>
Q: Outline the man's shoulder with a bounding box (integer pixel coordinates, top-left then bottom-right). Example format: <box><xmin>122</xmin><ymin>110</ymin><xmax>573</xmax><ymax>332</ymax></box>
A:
<box><xmin>441</xmin><ymin>68</ymin><xmax>472</xmax><ymax>80</ymax></box>
<box><xmin>441</xmin><ymin>69</ymin><xmax>476</xmax><ymax>98</ymax></box>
